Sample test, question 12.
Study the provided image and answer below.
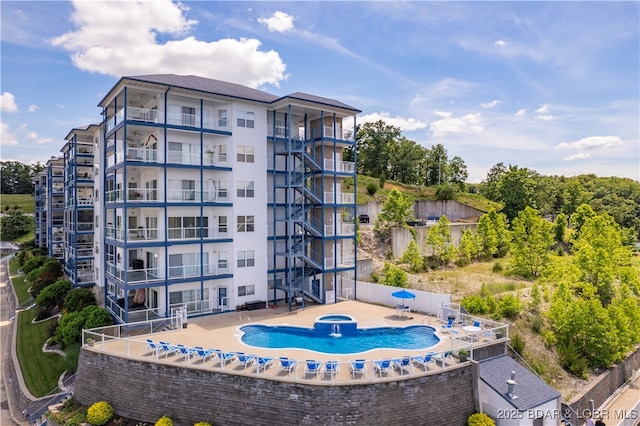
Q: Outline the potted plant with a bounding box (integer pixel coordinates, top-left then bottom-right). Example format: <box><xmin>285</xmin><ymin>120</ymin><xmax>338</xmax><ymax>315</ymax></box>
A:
<box><xmin>457</xmin><ymin>348</ymin><xmax>469</xmax><ymax>362</ymax></box>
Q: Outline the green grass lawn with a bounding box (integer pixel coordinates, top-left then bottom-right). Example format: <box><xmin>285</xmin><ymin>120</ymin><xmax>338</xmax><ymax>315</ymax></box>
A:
<box><xmin>16</xmin><ymin>308</ymin><xmax>80</xmax><ymax>397</ymax></box>
<box><xmin>9</xmin><ymin>258</ymin><xmax>33</xmax><ymax>306</ymax></box>
<box><xmin>0</xmin><ymin>194</ymin><xmax>34</xmax><ymax>213</ymax></box>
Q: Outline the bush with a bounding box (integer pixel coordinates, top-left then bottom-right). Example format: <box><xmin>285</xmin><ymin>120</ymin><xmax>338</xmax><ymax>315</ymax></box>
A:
<box><xmin>510</xmin><ymin>333</ymin><xmax>525</xmax><ymax>355</ymax></box>
<box><xmin>492</xmin><ymin>262</ymin><xmax>503</xmax><ymax>273</ymax></box>
<box><xmin>435</xmin><ymin>184</ymin><xmax>457</xmax><ymax>201</ymax></box>
<box><xmin>64</xmin><ymin>288</ymin><xmax>97</xmax><ymax>313</ymax></box>
<box><xmin>557</xmin><ymin>341</ymin><xmax>588</xmax><ymax>379</ymax></box>
<box><xmin>461</xmin><ymin>295</ymin><xmax>488</xmax><ymax>314</ymax></box>
<box><xmin>36</xmin><ymin>279</ymin><xmax>72</xmax><ymax>309</ymax></box>
<box><xmin>467</xmin><ymin>412</ymin><xmax>496</xmax><ymax>426</ymax></box>
<box><xmin>531</xmin><ymin>316</ymin><xmax>544</xmax><ymax>334</ymax></box>
<box><xmin>366</xmin><ymin>182</ymin><xmax>378</xmax><ymax>195</ymax></box>
<box><xmin>194</xmin><ymin>423</ymin><xmax>212</xmax><ymax>426</ymax></box>
<box><xmin>155</xmin><ymin>415</ymin><xmax>174</xmax><ymax>426</ymax></box>
<box><xmin>87</xmin><ymin>401</ymin><xmax>114</xmax><ymax>426</ymax></box>
<box><xmin>497</xmin><ymin>294</ymin><xmax>522</xmax><ymax>318</ymax></box>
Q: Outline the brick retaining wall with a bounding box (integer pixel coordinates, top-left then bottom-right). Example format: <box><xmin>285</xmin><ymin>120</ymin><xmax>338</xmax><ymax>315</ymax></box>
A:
<box><xmin>562</xmin><ymin>345</ymin><xmax>640</xmax><ymax>423</ymax></box>
<box><xmin>75</xmin><ymin>349</ymin><xmax>477</xmax><ymax>426</ymax></box>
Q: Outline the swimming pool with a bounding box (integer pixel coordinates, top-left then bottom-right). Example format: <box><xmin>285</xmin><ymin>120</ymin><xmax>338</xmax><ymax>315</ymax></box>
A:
<box><xmin>240</xmin><ymin>318</ymin><xmax>440</xmax><ymax>354</ymax></box>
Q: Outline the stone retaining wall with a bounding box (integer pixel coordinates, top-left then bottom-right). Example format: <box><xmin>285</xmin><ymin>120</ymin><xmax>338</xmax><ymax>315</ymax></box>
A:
<box><xmin>75</xmin><ymin>349</ymin><xmax>478</xmax><ymax>426</ymax></box>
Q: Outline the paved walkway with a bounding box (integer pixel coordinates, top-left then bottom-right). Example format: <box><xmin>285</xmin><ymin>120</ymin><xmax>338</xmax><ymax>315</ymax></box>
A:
<box><xmin>1</xmin><ymin>254</ymin><xmax>33</xmax><ymax>426</ymax></box>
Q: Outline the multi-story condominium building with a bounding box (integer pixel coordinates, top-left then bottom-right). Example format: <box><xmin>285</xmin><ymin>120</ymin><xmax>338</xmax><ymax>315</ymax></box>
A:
<box><xmin>47</xmin><ymin>156</ymin><xmax>65</xmax><ymax>261</ymax></box>
<box><xmin>95</xmin><ymin>74</ymin><xmax>360</xmax><ymax>323</ymax></box>
<box><xmin>33</xmin><ymin>170</ymin><xmax>47</xmax><ymax>249</ymax></box>
<box><xmin>62</xmin><ymin>125</ymin><xmax>100</xmax><ymax>288</ymax></box>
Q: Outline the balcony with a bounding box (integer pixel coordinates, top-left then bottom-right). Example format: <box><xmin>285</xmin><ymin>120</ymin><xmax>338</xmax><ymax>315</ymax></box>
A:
<box><xmin>324</xmin><ymin>223</ymin><xmax>356</xmax><ymax>236</ymax></box>
<box><xmin>106</xmin><ymin>263</ymin><xmax>162</xmax><ymax>284</ymax></box>
<box><xmin>168</xmin><ymin>263</ymin><xmax>230</xmax><ymax>279</ymax></box>
<box><xmin>127</xmin><ymin>106</ymin><xmax>158</xmax><ymax>123</ymax></box>
<box><xmin>324</xmin><ymin>255</ymin><xmax>356</xmax><ymax>269</ymax></box>
<box><xmin>167</xmin><ymin>226</ymin><xmax>229</xmax><ymax>240</ymax></box>
<box><xmin>323</xmin><ymin>192</ymin><xmax>356</xmax><ymax>204</ymax></box>
<box><xmin>324</xmin><ymin>159</ymin><xmax>355</xmax><ymax>173</ymax></box>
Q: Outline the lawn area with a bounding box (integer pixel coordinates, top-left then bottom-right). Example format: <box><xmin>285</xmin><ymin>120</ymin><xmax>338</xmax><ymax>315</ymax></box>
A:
<box><xmin>1</xmin><ymin>194</ymin><xmax>34</xmax><ymax>213</ymax></box>
<box><xmin>9</xmin><ymin>258</ymin><xmax>33</xmax><ymax>306</ymax></box>
<box><xmin>16</xmin><ymin>308</ymin><xmax>80</xmax><ymax>397</ymax></box>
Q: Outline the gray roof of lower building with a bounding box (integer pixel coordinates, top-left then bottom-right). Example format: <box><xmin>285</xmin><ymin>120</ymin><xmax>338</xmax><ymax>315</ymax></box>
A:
<box><xmin>479</xmin><ymin>355</ymin><xmax>561</xmax><ymax>410</ymax></box>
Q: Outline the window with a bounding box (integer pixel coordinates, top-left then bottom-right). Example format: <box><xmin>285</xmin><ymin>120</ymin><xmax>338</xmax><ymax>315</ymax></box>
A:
<box><xmin>182</xmin><ymin>106</ymin><xmax>196</xmax><ymax>126</ymax></box>
<box><xmin>218</xmin><ymin>251</ymin><xmax>228</xmax><ymax>271</ymax></box>
<box><xmin>168</xmin><ymin>216</ymin><xmax>209</xmax><ymax>239</ymax></box>
<box><xmin>237</xmin><ymin>145</ymin><xmax>255</xmax><ymax>163</ymax></box>
<box><xmin>218</xmin><ymin>110</ymin><xmax>227</xmax><ymax>127</ymax></box>
<box><xmin>237</xmin><ymin>250</ymin><xmax>255</xmax><ymax>268</ymax></box>
<box><xmin>237</xmin><ymin>110</ymin><xmax>254</xmax><ymax>128</ymax></box>
<box><xmin>236</xmin><ymin>180</ymin><xmax>254</xmax><ymax>198</ymax></box>
<box><xmin>238</xmin><ymin>284</ymin><xmax>255</xmax><ymax>297</ymax></box>
<box><xmin>218</xmin><ymin>216</ymin><xmax>228</xmax><ymax>234</ymax></box>
<box><xmin>237</xmin><ymin>215</ymin><xmax>254</xmax><ymax>232</ymax></box>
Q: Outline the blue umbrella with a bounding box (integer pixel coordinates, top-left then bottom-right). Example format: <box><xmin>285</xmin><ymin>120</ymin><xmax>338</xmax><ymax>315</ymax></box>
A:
<box><xmin>392</xmin><ymin>289</ymin><xmax>416</xmax><ymax>299</ymax></box>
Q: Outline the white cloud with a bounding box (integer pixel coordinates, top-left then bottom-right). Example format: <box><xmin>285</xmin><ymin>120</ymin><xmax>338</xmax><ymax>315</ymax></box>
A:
<box><xmin>0</xmin><ymin>122</ymin><xmax>18</xmax><ymax>146</ymax></box>
<box><xmin>535</xmin><ymin>104</ymin><xmax>554</xmax><ymax>120</ymax></box>
<box><xmin>37</xmin><ymin>137</ymin><xmax>52</xmax><ymax>145</ymax></box>
<box><xmin>515</xmin><ymin>109</ymin><xmax>527</xmax><ymax>116</ymax></box>
<box><xmin>258</xmin><ymin>11</ymin><xmax>295</xmax><ymax>33</ymax></box>
<box><xmin>429</xmin><ymin>112</ymin><xmax>483</xmax><ymax>137</ymax></box>
<box><xmin>359</xmin><ymin>112</ymin><xmax>428</xmax><ymax>132</ymax></box>
<box><xmin>28</xmin><ymin>105</ymin><xmax>39</xmax><ymax>112</ymax></box>
<box><xmin>434</xmin><ymin>110</ymin><xmax>453</xmax><ymax>118</ymax></box>
<box><xmin>480</xmin><ymin>100</ymin><xmax>501</xmax><ymax>109</ymax></box>
<box><xmin>50</xmin><ymin>0</ymin><xmax>287</xmax><ymax>88</ymax></box>
<box><xmin>1</xmin><ymin>92</ymin><xmax>18</xmax><ymax>113</ymax></box>
<box><xmin>27</xmin><ymin>132</ymin><xmax>38</xmax><ymax>140</ymax></box>
<box><xmin>563</xmin><ymin>152</ymin><xmax>591</xmax><ymax>161</ymax></box>
<box><xmin>556</xmin><ymin>136</ymin><xmax>624</xmax><ymax>150</ymax></box>
<box><xmin>494</xmin><ymin>40</ymin><xmax>506</xmax><ymax>47</ymax></box>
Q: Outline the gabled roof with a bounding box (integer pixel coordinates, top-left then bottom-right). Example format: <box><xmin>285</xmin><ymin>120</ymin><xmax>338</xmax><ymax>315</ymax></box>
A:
<box><xmin>99</xmin><ymin>74</ymin><xmax>360</xmax><ymax>113</ymax></box>
<box><xmin>479</xmin><ymin>355</ymin><xmax>561</xmax><ymax>410</ymax></box>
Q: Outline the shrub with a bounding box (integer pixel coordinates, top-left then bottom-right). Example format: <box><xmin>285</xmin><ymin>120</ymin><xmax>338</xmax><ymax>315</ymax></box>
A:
<box><xmin>194</xmin><ymin>423</ymin><xmax>212</xmax><ymax>426</ymax></box>
<box><xmin>155</xmin><ymin>415</ymin><xmax>174</xmax><ymax>426</ymax></box>
<box><xmin>435</xmin><ymin>184</ymin><xmax>456</xmax><ymax>201</ymax></box>
<box><xmin>492</xmin><ymin>262</ymin><xmax>503</xmax><ymax>273</ymax></box>
<box><xmin>461</xmin><ymin>295</ymin><xmax>488</xmax><ymax>314</ymax></box>
<box><xmin>36</xmin><ymin>279</ymin><xmax>72</xmax><ymax>309</ymax></box>
<box><xmin>64</xmin><ymin>288</ymin><xmax>97</xmax><ymax>313</ymax></box>
<box><xmin>87</xmin><ymin>401</ymin><xmax>114</xmax><ymax>426</ymax></box>
<box><xmin>510</xmin><ymin>333</ymin><xmax>525</xmax><ymax>355</ymax></box>
<box><xmin>497</xmin><ymin>294</ymin><xmax>522</xmax><ymax>318</ymax></box>
<box><xmin>531</xmin><ymin>316</ymin><xmax>544</xmax><ymax>334</ymax></box>
<box><xmin>366</xmin><ymin>182</ymin><xmax>378</xmax><ymax>195</ymax></box>
<box><xmin>467</xmin><ymin>412</ymin><xmax>496</xmax><ymax>426</ymax></box>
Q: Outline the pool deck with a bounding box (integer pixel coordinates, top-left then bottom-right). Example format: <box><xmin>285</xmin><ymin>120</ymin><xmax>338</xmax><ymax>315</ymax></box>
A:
<box><xmin>90</xmin><ymin>300</ymin><xmax>493</xmax><ymax>383</ymax></box>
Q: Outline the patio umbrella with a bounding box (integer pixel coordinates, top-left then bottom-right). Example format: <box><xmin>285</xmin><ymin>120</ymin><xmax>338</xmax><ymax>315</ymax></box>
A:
<box><xmin>391</xmin><ymin>289</ymin><xmax>416</xmax><ymax>300</ymax></box>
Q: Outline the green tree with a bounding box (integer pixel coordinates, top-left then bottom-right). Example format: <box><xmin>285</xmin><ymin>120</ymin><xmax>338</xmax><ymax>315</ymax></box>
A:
<box><xmin>353</xmin><ymin>120</ymin><xmax>401</xmax><ymax>178</ymax></box>
<box><xmin>553</xmin><ymin>213</ymin><xmax>568</xmax><ymax>242</ymax></box>
<box><xmin>0</xmin><ymin>210</ymin><xmax>33</xmax><ymax>240</ymax></box>
<box><xmin>28</xmin><ymin>259</ymin><xmax>64</xmax><ymax>298</ymax></box>
<box><xmin>64</xmin><ymin>288</ymin><xmax>97</xmax><ymax>312</ymax></box>
<box><xmin>400</xmin><ymin>239</ymin><xmax>423</xmax><ymax>272</ymax></box>
<box><xmin>427</xmin><ymin>215</ymin><xmax>457</xmax><ymax>266</ymax></box>
<box><xmin>35</xmin><ymin>279</ymin><xmax>72</xmax><ymax>309</ymax></box>
<box><xmin>375</xmin><ymin>188</ymin><xmax>414</xmax><ymax>230</ymax></box>
<box><xmin>571</xmin><ymin>213</ymin><xmax>631</xmax><ymax>305</ymax></box>
<box><xmin>381</xmin><ymin>262</ymin><xmax>408</xmax><ymax>288</ymax></box>
<box><xmin>476</xmin><ymin>209</ymin><xmax>510</xmax><ymax>258</ymax></box>
<box><xmin>457</xmin><ymin>229</ymin><xmax>479</xmax><ymax>266</ymax></box>
<box><xmin>570</xmin><ymin>203</ymin><xmax>596</xmax><ymax>241</ymax></box>
<box><xmin>0</xmin><ymin>160</ymin><xmax>42</xmax><ymax>194</ymax></box>
<box><xmin>388</xmin><ymin>137</ymin><xmax>427</xmax><ymax>185</ymax></box>
<box><xmin>424</xmin><ymin>143</ymin><xmax>448</xmax><ymax>186</ymax></box>
<box><xmin>510</xmin><ymin>207</ymin><xmax>553</xmax><ymax>278</ymax></box>
<box><xmin>448</xmin><ymin>156</ymin><xmax>468</xmax><ymax>188</ymax></box>
<box><xmin>480</xmin><ymin>162</ymin><xmax>506</xmax><ymax>201</ymax></box>
<box><xmin>498</xmin><ymin>165</ymin><xmax>537</xmax><ymax>221</ymax></box>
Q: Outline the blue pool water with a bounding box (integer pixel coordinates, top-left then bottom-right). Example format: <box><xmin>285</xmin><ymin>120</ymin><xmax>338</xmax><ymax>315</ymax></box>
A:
<box><xmin>240</xmin><ymin>323</ymin><xmax>440</xmax><ymax>354</ymax></box>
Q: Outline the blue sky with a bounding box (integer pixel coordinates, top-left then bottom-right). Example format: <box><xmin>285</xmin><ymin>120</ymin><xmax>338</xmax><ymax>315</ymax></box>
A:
<box><xmin>1</xmin><ymin>1</ymin><xmax>638</xmax><ymax>183</ymax></box>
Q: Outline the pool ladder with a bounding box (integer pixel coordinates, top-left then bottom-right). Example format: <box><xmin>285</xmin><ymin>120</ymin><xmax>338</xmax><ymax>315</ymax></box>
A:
<box><xmin>238</xmin><ymin>312</ymin><xmax>251</xmax><ymax>324</ymax></box>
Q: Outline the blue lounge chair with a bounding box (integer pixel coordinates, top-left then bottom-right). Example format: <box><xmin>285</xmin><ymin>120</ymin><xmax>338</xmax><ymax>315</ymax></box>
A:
<box><xmin>235</xmin><ymin>352</ymin><xmax>256</xmax><ymax>370</ymax></box>
<box><xmin>372</xmin><ymin>359</ymin><xmax>392</xmax><ymax>377</ymax></box>
<box><xmin>191</xmin><ymin>347</ymin><xmax>216</xmax><ymax>364</ymax></box>
<box><xmin>146</xmin><ymin>339</ymin><xmax>162</xmax><ymax>357</ymax></box>
<box><xmin>278</xmin><ymin>357</ymin><xmax>297</xmax><ymax>374</ymax></box>
<box><xmin>434</xmin><ymin>351</ymin><xmax>453</xmax><ymax>368</ymax></box>
<box><xmin>304</xmin><ymin>360</ymin><xmax>322</xmax><ymax>377</ymax></box>
<box><xmin>256</xmin><ymin>357</ymin><xmax>273</xmax><ymax>373</ymax></box>
<box><xmin>175</xmin><ymin>344</ymin><xmax>197</xmax><ymax>362</ymax></box>
<box><xmin>392</xmin><ymin>356</ymin><xmax>412</xmax><ymax>374</ymax></box>
<box><xmin>323</xmin><ymin>360</ymin><xmax>339</xmax><ymax>378</ymax></box>
<box><xmin>473</xmin><ymin>320</ymin><xmax>481</xmax><ymax>328</ymax></box>
<box><xmin>214</xmin><ymin>350</ymin><xmax>236</xmax><ymax>367</ymax></box>
<box><xmin>442</xmin><ymin>318</ymin><xmax>454</xmax><ymax>330</ymax></box>
<box><xmin>158</xmin><ymin>341</ymin><xmax>180</xmax><ymax>358</ymax></box>
<box><xmin>349</xmin><ymin>359</ymin><xmax>367</xmax><ymax>378</ymax></box>
<box><xmin>412</xmin><ymin>352</ymin><xmax>436</xmax><ymax>371</ymax></box>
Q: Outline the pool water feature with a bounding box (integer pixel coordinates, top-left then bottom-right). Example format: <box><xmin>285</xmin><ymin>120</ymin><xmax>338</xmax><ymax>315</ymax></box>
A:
<box><xmin>240</xmin><ymin>315</ymin><xmax>440</xmax><ymax>354</ymax></box>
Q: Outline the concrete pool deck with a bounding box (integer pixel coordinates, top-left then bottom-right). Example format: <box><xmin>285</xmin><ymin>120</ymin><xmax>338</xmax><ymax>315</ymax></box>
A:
<box><xmin>88</xmin><ymin>299</ymin><xmax>502</xmax><ymax>383</ymax></box>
